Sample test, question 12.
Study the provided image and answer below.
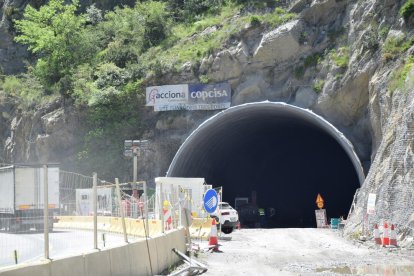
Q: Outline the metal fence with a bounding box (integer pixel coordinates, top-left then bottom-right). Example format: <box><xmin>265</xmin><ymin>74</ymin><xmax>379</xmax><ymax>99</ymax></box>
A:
<box><xmin>0</xmin><ymin>165</ymin><xmax>179</xmax><ymax>268</ymax></box>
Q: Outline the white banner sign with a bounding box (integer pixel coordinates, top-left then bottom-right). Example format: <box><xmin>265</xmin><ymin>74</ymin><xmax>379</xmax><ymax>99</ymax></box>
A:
<box><xmin>146</xmin><ymin>82</ymin><xmax>231</xmax><ymax>111</ymax></box>
<box><xmin>146</xmin><ymin>84</ymin><xmax>188</xmax><ymax>106</ymax></box>
<box><xmin>367</xmin><ymin>193</ymin><xmax>376</xmax><ymax>215</ymax></box>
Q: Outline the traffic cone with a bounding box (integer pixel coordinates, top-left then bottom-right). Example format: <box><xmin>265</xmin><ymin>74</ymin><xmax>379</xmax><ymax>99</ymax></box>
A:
<box><xmin>208</xmin><ymin>219</ymin><xmax>218</xmax><ymax>251</ymax></box>
<box><xmin>382</xmin><ymin>222</ymin><xmax>390</xmax><ymax>247</ymax></box>
<box><xmin>390</xmin><ymin>224</ymin><xmax>398</xmax><ymax>246</ymax></box>
<box><xmin>373</xmin><ymin>224</ymin><xmax>381</xmax><ymax>245</ymax></box>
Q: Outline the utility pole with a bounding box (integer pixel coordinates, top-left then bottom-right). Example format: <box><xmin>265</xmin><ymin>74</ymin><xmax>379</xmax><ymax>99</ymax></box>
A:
<box><xmin>124</xmin><ymin>139</ymin><xmax>150</xmax><ymax>217</ymax></box>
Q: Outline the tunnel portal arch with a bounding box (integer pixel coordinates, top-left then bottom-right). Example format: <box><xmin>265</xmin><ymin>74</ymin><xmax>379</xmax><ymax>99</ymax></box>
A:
<box><xmin>167</xmin><ymin>102</ymin><xmax>365</xmax><ymax>227</ymax></box>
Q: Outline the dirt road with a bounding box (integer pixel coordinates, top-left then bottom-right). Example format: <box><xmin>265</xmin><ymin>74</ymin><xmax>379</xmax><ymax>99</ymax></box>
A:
<box><xmin>191</xmin><ymin>228</ymin><xmax>414</xmax><ymax>275</ymax></box>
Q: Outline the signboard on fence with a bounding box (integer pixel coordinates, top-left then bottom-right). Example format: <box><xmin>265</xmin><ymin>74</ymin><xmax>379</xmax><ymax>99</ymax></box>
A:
<box><xmin>76</xmin><ymin>188</ymin><xmax>112</xmax><ymax>216</ymax></box>
<box><xmin>146</xmin><ymin>82</ymin><xmax>231</xmax><ymax>111</ymax></box>
<box><xmin>203</xmin><ymin>189</ymin><xmax>218</xmax><ymax>214</ymax></box>
<box><xmin>315</xmin><ymin>209</ymin><xmax>327</xmax><ymax>228</ymax></box>
<box><xmin>367</xmin><ymin>193</ymin><xmax>377</xmax><ymax>215</ymax></box>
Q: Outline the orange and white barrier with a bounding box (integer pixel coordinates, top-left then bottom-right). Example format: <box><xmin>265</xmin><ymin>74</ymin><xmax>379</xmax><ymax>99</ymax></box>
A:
<box><xmin>163</xmin><ymin>200</ymin><xmax>172</xmax><ymax>231</ymax></box>
<box><xmin>373</xmin><ymin>223</ymin><xmax>381</xmax><ymax>245</ymax></box>
<box><xmin>390</xmin><ymin>224</ymin><xmax>398</xmax><ymax>246</ymax></box>
<box><xmin>382</xmin><ymin>222</ymin><xmax>390</xmax><ymax>246</ymax></box>
<box><xmin>209</xmin><ymin>219</ymin><xmax>218</xmax><ymax>251</ymax></box>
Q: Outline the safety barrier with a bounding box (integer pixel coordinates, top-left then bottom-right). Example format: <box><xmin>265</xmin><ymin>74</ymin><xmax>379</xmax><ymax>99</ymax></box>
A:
<box><xmin>0</xmin><ymin>228</ymin><xmax>187</xmax><ymax>276</ymax></box>
<box><xmin>189</xmin><ymin>218</ymin><xmax>213</xmax><ymax>240</ymax></box>
<box><xmin>54</xmin><ymin>216</ymin><xmax>163</xmax><ymax>237</ymax></box>
<box><xmin>55</xmin><ymin>216</ymin><xmax>215</xmax><ymax>240</ymax></box>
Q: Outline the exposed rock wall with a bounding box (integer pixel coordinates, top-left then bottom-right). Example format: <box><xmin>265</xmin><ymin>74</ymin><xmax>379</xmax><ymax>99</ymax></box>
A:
<box><xmin>0</xmin><ymin>0</ymin><xmax>372</xmax><ymax>176</ymax></box>
<box><xmin>1</xmin><ymin>0</ymin><xmax>414</xmax><ymax>242</ymax></box>
<box><xmin>2</xmin><ymin>100</ymin><xmax>85</xmax><ymax>167</ymax></box>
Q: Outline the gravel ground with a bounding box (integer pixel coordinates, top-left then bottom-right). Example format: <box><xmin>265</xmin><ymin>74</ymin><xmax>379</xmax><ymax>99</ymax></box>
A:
<box><xmin>182</xmin><ymin>228</ymin><xmax>414</xmax><ymax>276</ymax></box>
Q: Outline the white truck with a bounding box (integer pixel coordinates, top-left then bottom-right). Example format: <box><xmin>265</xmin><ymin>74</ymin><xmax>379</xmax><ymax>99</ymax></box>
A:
<box><xmin>0</xmin><ymin>165</ymin><xmax>59</xmax><ymax>232</ymax></box>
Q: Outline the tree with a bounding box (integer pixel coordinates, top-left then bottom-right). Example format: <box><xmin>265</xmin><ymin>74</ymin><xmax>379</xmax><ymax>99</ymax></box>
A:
<box><xmin>97</xmin><ymin>1</ymin><xmax>171</xmax><ymax>67</ymax></box>
<box><xmin>14</xmin><ymin>0</ymin><xmax>95</xmax><ymax>91</ymax></box>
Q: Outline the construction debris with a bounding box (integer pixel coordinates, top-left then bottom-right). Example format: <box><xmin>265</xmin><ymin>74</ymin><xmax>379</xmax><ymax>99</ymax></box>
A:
<box><xmin>169</xmin><ymin>248</ymin><xmax>207</xmax><ymax>276</ymax></box>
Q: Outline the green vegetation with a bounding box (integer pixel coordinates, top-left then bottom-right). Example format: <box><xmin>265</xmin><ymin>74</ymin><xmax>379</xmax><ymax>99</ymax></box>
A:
<box><xmin>382</xmin><ymin>34</ymin><xmax>414</xmax><ymax>61</ymax></box>
<box><xmin>313</xmin><ymin>79</ymin><xmax>325</xmax><ymax>93</ymax></box>
<box><xmin>294</xmin><ymin>53</ymin><xmax>322</xmax><ymax>79</ymax></box>
<box><xmin>14</xmin><ymin>0</ymin><xmax>93</xmax><ymax>93</ymax></box>
<box><xmin>329</xmin><ymin>47</ymin><xmax>350</xmax><ymax>69</ymax></box>
<box><xmin>400</xmin><ymin>0</ymin><xmax>414</xmax><ymax>21</ymax></box>
<box><xmin>7</xmin><ymin>0</ymin><xmax>297</xmax><ymax>176</ymax></box>
<box><xmin>388</xmin><ymin>57</ymin><xmax>414</xmax><ymax>93</ymax></box>
<box><xmin>304</xmin><ymin>53</ymin><xmax>322</xmax><ymax>68</ymax></box>
<box><xmin>0</xmin><ymin>75</ymin><xmax>46</xmax><ymax>108</ymax></box>
<box><xmin>379</xmin><ymin>27</ymin><xmax>389</xmax><ymax>40</ymax></box>
<box><xmin>12</xmin><ymin>0</ymin><xmax>295</xmax><ymax>106</ymax></box>
<box><xmin>249</xmin><ymin>15</ymin><xmax>261</xmax><ymax>26</ymax></box>
<box><xmin>199</xmin><ymin>75</ymin><xmax>210</xmax><ymax>84</ymax></box>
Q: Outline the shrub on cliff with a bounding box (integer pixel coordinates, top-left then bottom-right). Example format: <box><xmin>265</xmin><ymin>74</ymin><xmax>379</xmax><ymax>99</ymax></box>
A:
<box><xmin>400</xmin><ymin>0</ymin><xmax>414</xmax><ymax>21</ymax></box>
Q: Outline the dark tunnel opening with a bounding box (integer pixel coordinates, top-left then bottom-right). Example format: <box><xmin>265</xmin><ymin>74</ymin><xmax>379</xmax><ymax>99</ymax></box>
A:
<box><xmin>167</xmin><ymin>103</ymin><xmax>363</xmax><ymax>228</ymax></box>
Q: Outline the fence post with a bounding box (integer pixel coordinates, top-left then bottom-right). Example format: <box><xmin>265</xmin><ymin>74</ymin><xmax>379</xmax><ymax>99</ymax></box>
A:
<box><xmin>93</xmin><ymin>172</ymin><xmax>98</xmax><ymax>250</ymax></box>
<box><xmin>115</xmin><ymin>178</ymin><xmax>128</xmax><ymax>243</ymax></box>
<box><xmin>43</xmin><ymin>165</ymin><xmax>49</xmax><ymax>260</ymax></box>
<box><xmin>160</xmin><ymin>182</ymin><xmax>164</xmax><ymax>234</ymax></box>
<box><xmin>143</xmin><ymin>181</ymin><xmax>149</xmax><ymax>234</ymax></box>
<box><xmin>178</xmin><ymin>185</ymin><xmax>182</xmax><ymax>228</ymax></box>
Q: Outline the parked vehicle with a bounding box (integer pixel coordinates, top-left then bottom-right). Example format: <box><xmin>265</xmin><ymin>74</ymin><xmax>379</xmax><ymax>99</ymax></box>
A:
<box><xmin>0</xmin><ymin>165</ymin><xmax>59</xmax><ymax>232</ymax></box>
<box><xmin>212</xmin><ymin>202</ymin><xmax>239</xmax><ymax>234</ymax></box>
<box><xmin>237</xmin><ymin>203</ymin><xmax>261</xmax><ymax>228</ymax></box>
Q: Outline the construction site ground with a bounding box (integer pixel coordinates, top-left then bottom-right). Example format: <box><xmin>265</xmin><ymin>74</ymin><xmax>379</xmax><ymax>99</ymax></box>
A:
<box><xmin>187</xmin><ymin>228</ymin><xmax>414</xmax><ymax>275</ymax></box>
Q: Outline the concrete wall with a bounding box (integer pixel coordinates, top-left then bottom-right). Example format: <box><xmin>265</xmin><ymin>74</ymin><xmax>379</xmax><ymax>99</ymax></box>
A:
<box><xmin>0</xmin><ymin>229</ymin><xmax>187</xmax><ymax>276</ymax></box>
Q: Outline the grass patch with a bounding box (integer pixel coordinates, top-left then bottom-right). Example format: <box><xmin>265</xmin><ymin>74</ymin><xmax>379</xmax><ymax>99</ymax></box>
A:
<box><xmin>388</xmin><ymin>57</ymin><xmax>414</xmax><ymax>93</ymax></box>
<box><xmin>379</xmin><ymin>26</ymin><xmax>389</xmax><ymax>40</ymax></box>
<box><xmin>141</xmin><ymin>4</ymin><xmax>296</xmax><ymax>73</ymax></box>
<box><xmin>313</xmin><ymin>79</ymin><xmax>325</xmax><ymax>93</ymax></box>
<box><xmin>383</xmin><ymin>34</ymin><xmax>414</xmax><ymax>56</ymax></box>
<box><xmin>329</xmin><ymin>47</ymin><xmax>350</xmax><ymax>69</ymax></box>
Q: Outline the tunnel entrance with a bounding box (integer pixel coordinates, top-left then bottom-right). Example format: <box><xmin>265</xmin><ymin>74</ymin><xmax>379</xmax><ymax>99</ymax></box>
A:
<box><xmin>167</xmin><ymin>102</ymin><xmax>364</xmax><ymax>228</ymax></box>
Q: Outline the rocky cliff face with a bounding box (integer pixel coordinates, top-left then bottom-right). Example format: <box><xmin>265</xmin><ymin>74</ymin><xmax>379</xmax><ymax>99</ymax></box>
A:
<box><xmin>1</xmin><ymin>0</ymin><xmax>414</xmax><ymax>241</ymax></box>
<box><xmin>0</xmin><ymin>0</ymin><xmax>31</xmax><ymax>74</ymax></box>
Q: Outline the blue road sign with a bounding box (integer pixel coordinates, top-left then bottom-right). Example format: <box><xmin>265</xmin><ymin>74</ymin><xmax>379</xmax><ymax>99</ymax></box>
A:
<box><xmin>203</xmin><ymin>189</ymin><xmax>218</xmax><ymax>214</ymax></box>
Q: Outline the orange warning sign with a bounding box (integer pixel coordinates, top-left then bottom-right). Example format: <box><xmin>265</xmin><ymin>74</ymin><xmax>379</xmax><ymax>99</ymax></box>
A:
<box><xmin>316</xmin><ymin>193</ymin><xmax>324</xmax><ymax>209</ymax></box>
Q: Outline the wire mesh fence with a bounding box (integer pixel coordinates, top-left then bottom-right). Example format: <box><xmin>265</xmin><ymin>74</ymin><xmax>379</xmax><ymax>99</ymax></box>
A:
<box><xmin>0</xmin><ymin>165</ymin><xmax>166</xmax><ymax>268</ymax></box>
<box><xmin>347</xmin><ymin>93</ymin><xmax>414</xmax><ymax>238</ymax></box>
<box><xmin>0</xmin><ymin>165</ymin><xmax>219</xmax><ymax>268</ymax></box>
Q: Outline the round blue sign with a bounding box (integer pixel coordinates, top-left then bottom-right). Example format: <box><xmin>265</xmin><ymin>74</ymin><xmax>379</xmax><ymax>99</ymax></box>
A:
<box><xmin>203</xmin><ymin>189</ymin><xmax>218</xmax><ymax>214</ymax></box>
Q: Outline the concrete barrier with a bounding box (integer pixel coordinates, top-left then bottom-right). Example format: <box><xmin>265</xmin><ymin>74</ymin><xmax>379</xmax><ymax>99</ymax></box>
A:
<box><xmin>84</xmin><ymin>250</ymin><xmax>111</xmax><ymax>276</ymax></box>
<box><xmin>0</xmin><ymin>261</ymin><xmax>50</xmax><ymax>276</ymax></box>
<box><xmin>50</xmin><ymin>255</ymin><xmax>85</xmax><ymax>276</ymax></box>
<box><xmin>128</xmin><ymin>238</ymin><xmax>151</xmax><ymax>275</ymax></box>
<box><xmin>109</xmin><ymin>246</ymin><xmax>132</xmax><ymax>276</ymax></box>
<box><xmin>0</xmin><ymin>228</ymin><xmax>187</xmax><ymax>276</ymax></box>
